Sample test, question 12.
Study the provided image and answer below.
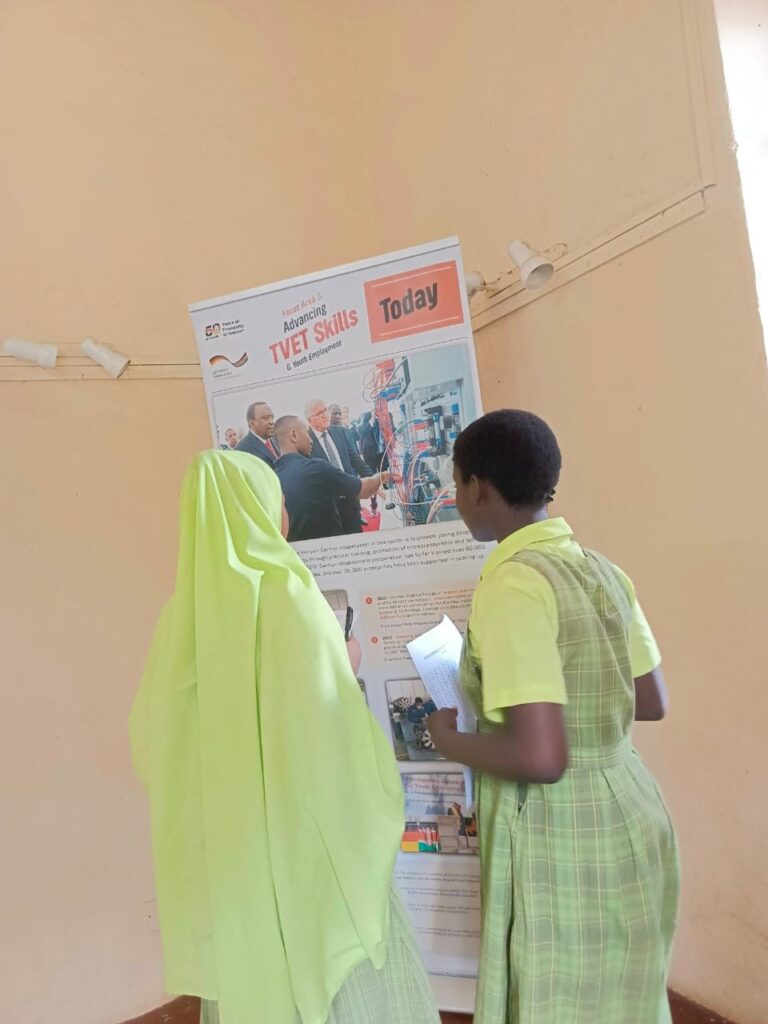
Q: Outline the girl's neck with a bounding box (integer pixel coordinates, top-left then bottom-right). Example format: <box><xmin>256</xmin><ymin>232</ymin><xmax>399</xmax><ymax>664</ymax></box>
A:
<box><xmin>492</xmin><ymin>505</ymin><xmax>548</xmax><ymax>545</ymax></box>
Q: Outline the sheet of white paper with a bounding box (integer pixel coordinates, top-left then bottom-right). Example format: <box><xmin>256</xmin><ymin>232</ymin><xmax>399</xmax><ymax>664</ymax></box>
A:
<box><xmin>407</xmin><ymin>616</ymin><xmax>477</xmax><ymax>807</ymax></box>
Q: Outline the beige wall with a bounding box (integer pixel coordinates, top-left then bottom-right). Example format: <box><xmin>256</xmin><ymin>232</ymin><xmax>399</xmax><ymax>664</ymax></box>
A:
<box><xmin>343</xmin><ymin>2</ymin><xmax>768</xmax><ymax>1020</ymax></box>
<box><xmin>0</xmin><ymin>2</ymin><xmax>372</xmax><ymax>1023</ymax></box>
<box><xmin>343</xmin><ymin>0</ymin><xmax>708</xmax><ymax>278</ymax></box>
<box><xmin>0</xmin><ymin>0</ymin><xmax>375</xmax><ymax>366</ymax></box>
<box><xmin>1</xmin><ymin>2</ymin><xmax>766</xmax><ymax>1023</ymax></box>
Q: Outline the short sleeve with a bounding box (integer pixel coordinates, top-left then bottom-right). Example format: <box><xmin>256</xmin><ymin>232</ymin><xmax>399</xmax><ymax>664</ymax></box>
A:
<box><xmin>628</xmin><ymin>600</ymin><xmax>661</xmax><ymax>676</ymax></box>
<box><xmin>316</xmin><ymin>461</ymin><xmax>362</xmax><ymax>498</ymax></box>
<box><xmin>611</xmin><ymin>565</ymin><xmax>662</xmax><ymax>676</ymax></box>
<box><xmin>470</xmin><ymin>564</ymin><xmax>567</xmax><ymax>718</ymax></box>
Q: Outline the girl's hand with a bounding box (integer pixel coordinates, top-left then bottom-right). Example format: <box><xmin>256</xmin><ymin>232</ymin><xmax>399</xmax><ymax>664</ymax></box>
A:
<box><xmin>346</xmin><ymin>637</ymin><xmax>362</xmax><ymax>675</ymax></box>
<box><xmin>427</xmin><ymin>707</ymin><xmax>458</xmax><ymax>749</ymax></box>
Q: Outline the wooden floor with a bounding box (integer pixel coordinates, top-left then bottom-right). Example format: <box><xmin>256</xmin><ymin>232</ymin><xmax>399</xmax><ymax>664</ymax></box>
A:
<box><xmin>438</xmin><ymin>992</ymin><xmax>737</xmax><ymax>1024</ymax></box>
<box><xmin>122</xmin><ymin>991</ymin><xmax>737</xmax><ymax>1024</ymax></box>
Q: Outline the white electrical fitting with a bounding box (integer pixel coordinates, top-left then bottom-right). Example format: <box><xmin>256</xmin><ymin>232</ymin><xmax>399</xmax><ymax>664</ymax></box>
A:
<box><xmin>464</xmin><ymin>271</ymin><xmax>486</xmax><ymax>299</ymax></box>
<box><xmin>3</xmin><ymin>337</ymin><xmax>59</xmax><ymax>368</ymax></box>
<box><xmin>507</xmin><ymin>240</ymin><xmax>554</xmax><ymax>290</ymax></box>
<box><xmin>80</xmin><ymin>337</ymin><xmax>131</xmax><ymax>379</ymax></box>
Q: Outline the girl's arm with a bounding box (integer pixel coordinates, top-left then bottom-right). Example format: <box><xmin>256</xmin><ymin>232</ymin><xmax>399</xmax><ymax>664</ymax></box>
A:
<box><xmin>428</xmin><ymin>703</ymin><xmax>568</xmax><ymax>784</ymax></box>
<box><xmin>634</xmin><ymin>666</ymin><xmax>668</xmax><ymax>721</ymax></box>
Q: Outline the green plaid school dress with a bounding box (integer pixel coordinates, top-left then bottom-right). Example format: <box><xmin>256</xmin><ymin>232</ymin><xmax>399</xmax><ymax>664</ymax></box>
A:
<box><xmin>200</xmin><ymin>888</ymin><xmax>440</xmax><ymax>1024</ymax></box>
<box><xmin>462</xmin><ymin>546</ymin><xmax>679</xmax><ymax>1024</ymax></box>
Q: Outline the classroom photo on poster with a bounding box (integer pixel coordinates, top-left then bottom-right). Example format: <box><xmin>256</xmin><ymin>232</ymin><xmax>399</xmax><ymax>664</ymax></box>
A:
<box><xmin>321</xmin><ymin>588</ymin><xmax>368</xmax><ymax>701</ymax></box>
<box><xmin>400</xmin><ymin>772</ymin><xmax>478</xmax><ymax>857</ymax></box>
<box><xmin>386</xmin><ymin>678</ymin><xmax>443</xmax><ymax>761</ymax></box>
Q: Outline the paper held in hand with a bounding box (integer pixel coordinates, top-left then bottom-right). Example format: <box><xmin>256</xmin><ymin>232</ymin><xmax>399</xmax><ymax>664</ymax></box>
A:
<box><xmin>407</xmin><ymin>615</ymin><xmax>476</xmax><ymax>732</ymax></box>
<box><xmin>407</xmin><ymin>615</ymin><xmax>477</xmax><ymax>806</ymax></box>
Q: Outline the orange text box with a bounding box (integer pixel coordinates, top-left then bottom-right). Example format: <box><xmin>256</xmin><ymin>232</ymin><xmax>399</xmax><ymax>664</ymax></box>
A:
<box><xmin>364</xmin><ymin>260</ymin><xmax>464</xmax><ymax>343</ymax></box>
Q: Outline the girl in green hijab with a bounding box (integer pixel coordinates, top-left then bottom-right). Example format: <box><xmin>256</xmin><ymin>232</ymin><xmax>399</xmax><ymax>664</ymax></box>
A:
<box><xmin>130</xmin><ymin>450</ymin><xmax>439</xmax><ymax>1024</ymax></box>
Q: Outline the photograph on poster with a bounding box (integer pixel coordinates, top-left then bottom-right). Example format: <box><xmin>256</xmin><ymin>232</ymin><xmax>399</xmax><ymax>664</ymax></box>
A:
<box><xmin>400</xmin><ymin>772</ymin><xmax>478</xmax><ymax>856</ymax></box>
<box><xmin>320</xmin><ymin>588</ymin><xmax>367</xmax><ymax>700</ymax></box>
<box><xmin>217</xmin><ymin>425</ymin><xmax>246</xmax><ymax>450</ymax></box>
<box><xmin>321</xmin><ymin>587</ymin><xmax>352</xmax><ymax>632</ymax></box>
<box><xmin>212</xmin><ymin>343</ymin><xmax>476</xmax><ymax>540</ymax></box>
<box><xmin>386</xmin><ymin>678</ymin><xmax>443</xmax><ymax>761</ymax></box>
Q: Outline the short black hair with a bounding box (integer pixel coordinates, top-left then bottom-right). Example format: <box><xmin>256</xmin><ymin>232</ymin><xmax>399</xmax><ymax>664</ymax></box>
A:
<box><xmin>453</xmin><ymin>410</ymin><xmax>561</xmax><ymax>507</ymax></box>
<box><xmin>274</xmin><ymin>414</ymin><xmax>302</xmax><ymax>441</ymax></box>
<box><xmin>246</xmin><ymin>401</ymin><xmax>268</xmax><ymax>423</ymax></box>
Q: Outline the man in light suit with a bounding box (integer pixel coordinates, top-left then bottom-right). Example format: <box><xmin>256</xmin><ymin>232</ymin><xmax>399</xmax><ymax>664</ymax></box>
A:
<box><xmin>305</xmin><ymin>398</ymin><xmax>372</xmax><ymax>533</ymax></box>
<box><xmin>235</xmin><ymin>401</ymin><xmax>279</xmax><ymax>467</ymax></box>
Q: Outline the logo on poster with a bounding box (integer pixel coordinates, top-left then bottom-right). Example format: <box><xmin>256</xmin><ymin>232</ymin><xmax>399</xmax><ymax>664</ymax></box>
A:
<box><xmin>209</xmin><ymin>352</ymin><xmax>249</xmax><ymax>376</ymax></box>
<box><xmin>364</xmin><ymin>261</ymin><xmax>464</xmax><ymax>343</ymax></box>
<box><xmin>204</xmin><ymin>323</ymin><xmax>221</xmax><ymax>339</ymax></box>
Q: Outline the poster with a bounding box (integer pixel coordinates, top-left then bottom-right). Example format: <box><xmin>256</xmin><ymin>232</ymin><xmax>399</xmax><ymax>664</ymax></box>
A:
<box><xmin>189</xmin><ymin>238</ymin><xmax>485</xmax><ymax>1008</ymax></box>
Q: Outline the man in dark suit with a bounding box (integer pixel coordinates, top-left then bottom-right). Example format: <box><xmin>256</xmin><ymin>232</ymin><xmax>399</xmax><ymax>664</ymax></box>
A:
<box><xmin>305</xmin><ymin>399</ymin><xmax>372</xmax><ymax>533</ymax></box>
<box><xmin>340</xmin><ymin>405</ymin><xmax>357</xmax><ymax>436</ymax></box>
<box><xmin>273</xmin><ymin>416</ymin><xmax>386</xmax><ymax>543</ymax></box>
<box><xmin>235</xmin><ymin>401</ymin><xmax>279</xmax><ymax>467</ymax></box>
<box><xmin>328</xmin><ymin>404</ymin><xmax>371</xmax><ymax>476</ymax></box>
<box><xmin>357</xmin><ymin>412</ymin><xmax>379</xmax><ymax>472</ymax></box>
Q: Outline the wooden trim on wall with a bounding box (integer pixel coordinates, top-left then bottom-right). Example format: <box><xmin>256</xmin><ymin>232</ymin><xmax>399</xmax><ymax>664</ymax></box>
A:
<box><xmin>119</xmin><ymin>990</ymin><xmax>738</xmax><ymax>1024</ymax></box>
<box><xmin>467</xmin><ymin>190</ymin><xmax>707</xmax><ymax>333</ymax></box>
<box><xmin>0</xmin><ymin>183</ymin><xmax>707</xmax><ymax>384</ymax></box>
<box><xmin>0</xmin><ymin>355</ymin><xmax>202</xmax><ymax>382</ymax></box>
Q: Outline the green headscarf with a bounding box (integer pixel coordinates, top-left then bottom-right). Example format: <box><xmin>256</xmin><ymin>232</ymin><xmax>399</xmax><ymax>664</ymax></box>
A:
<box><xmin>130</xmin><ymin>450</ymin><xmax>404</xmax><ymax>1024</ymax></box>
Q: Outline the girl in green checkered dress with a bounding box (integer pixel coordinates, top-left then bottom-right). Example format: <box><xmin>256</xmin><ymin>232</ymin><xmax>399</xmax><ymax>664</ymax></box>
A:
<box><xmin>429</xmin><ymin>410</ymin><xmax>679</xmax><ymax>1024</ymax></box>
